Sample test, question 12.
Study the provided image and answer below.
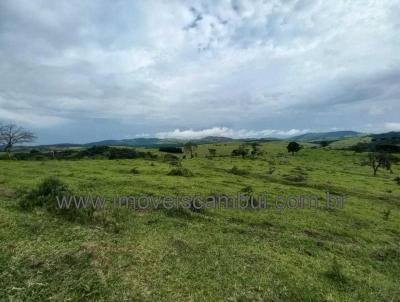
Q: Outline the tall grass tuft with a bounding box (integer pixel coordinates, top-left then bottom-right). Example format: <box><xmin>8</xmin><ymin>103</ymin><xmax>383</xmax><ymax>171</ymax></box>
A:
<box><xmin>17</xmin><ymin>176</ymin><xmax>94</xmax><ymax>222</ymax></box>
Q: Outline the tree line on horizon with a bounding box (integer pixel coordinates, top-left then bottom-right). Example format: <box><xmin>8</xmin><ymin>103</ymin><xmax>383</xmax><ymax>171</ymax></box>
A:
<box><xmin>0</xmin><ymin>122</ymin><xmax>398</xmax><ymax>176</ymax></box>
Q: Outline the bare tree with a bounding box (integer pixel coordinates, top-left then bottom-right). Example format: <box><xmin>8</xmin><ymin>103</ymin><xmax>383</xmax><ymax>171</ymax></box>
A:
<box><xmin>368</xmin><ymin>152</ymin><xmax>392</xmax><ymax>176</ymax></box>
<box><xmin>0</xmin><ymin>123</ymin><xmax>36</xmax><ymax>159</ymax></box>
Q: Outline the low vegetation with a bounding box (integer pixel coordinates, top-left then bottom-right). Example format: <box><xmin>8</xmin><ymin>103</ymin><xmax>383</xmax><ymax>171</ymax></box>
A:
<box><xmin>2</xmin><ymin>145</ymin><xmax>159</xmax><ymax>161</ymax></box>
<box><xmin>227</xmin><ymin>165</ymin><xmax>249</xmax><ymax>176</ymax></box>
<box><xmin>159</xmin><ymin>146</ymin><xmax>183</xmax><ymax>153</ymax></box>
<box><xmin>0</xmin><ymin>140</ymin><xmax>399</xmax><ymax>301</ymax></box>
<box><xmin>17</xmin><ymin>176</ymin><xmax>96</xmax><ymax>223</ymax></box>
<box><xmin>167</xmin><ymin>166</ymin><xmax>194</xmax><ymax>177</ymax></box>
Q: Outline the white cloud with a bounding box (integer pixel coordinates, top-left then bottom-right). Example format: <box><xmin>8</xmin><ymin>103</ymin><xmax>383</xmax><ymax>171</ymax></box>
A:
<box><xmin>0</xmin><ymin>108</ymin><xmax>69</xmax><ymax>128</ymax></box>
<box><xmin>384</xmin><ymin>123</ymin><xmax>400</xmax><ymax>131</ymax></box>
<box><xmin>0</xmin><ymin>0</ymin><xmax>399</xmax><ymax>143</ymax></box>
<box><xmin>156</xmin><ymin>127</ymin><xmax>309</xmax><ymax>139</ymax></box>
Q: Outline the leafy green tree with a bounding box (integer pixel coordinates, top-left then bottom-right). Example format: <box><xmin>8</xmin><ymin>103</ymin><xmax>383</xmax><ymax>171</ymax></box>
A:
<box><xmin>208</xmin><ymin>148</ymin><xmax>217</xmax><ymax>157</ymax></box>
<box><xmin>287</xmin><ymin>141</ymin><xmax>302</xmax><ymax>155</ymax></box>
<box><xmin>250</xmin><ymin>142</ymin><xmax>261</xmax><ymax>158</ymax></box>
<box><xmin>231</xmin><ymin>144</ymin><xmax>249</xmax><ymax>159</ymax></box>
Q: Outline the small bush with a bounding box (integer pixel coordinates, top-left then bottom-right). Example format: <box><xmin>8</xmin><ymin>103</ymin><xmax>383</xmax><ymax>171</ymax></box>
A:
<box><xmin>228</xmin><ymin>166</ymin><xmax>249</xmax><ymax>176</ymax></box>
<box><xmin>231</xmin><ymin>148</ymin><xmax>248</xmax><ymax>158</ymax></box>
<box><xmin>167</xmin><ymin>167</ymin><xmax>193</xmax><ymax>177</ymax></box>
<box><xmin>108</xmin><ymin>147</ymin><xmax>141</xmax><ymax>159</ymax></box>
<box><xmin>383</xmin><ymin>209</ymin><xmax>391</xmax><ymax>220</ymax></box>
<box><xmin>18</xmin><ymin>177</ymin><xmax>95</xmax><ymax>222</ymax></box>
<box><xmin>130</xmin><ymin>167</ymin><xmax>139</xmax><ymax>174</ymax></box>
<box><xmin>169</xmin><ymin>160</ymin><xmax>181</xmax><ymax>166</ymax></box>
<box><xmin>240</xmin><ymin>185</ymin><xmax>260</xmax><ymax>208</ymax></box>
<box><xmin>241</xmin><ymin>185</ymin><xmax>253</xmax><ymax>195</ymax></box>
<box><xmin>94</xmin><ymin>209</ymin><xmax>123</xmax><ymax>233</ymax></box>
<box><xmin>163</xmin><ymin>153</ymin><xmax>180</xmax><ymax>164</ymax></box>
<box><xmin>159</xmin><ymin>146</ymin><xmax>183</xmax><ymax>153</ymax></box>
<box><xmin>78</xmin><ymin>146</ymin><xmax>111</xmax><ymax>159</ymax></box>
<box><xmin>163</xmin><ymin>206</ymin><xmax>193</xmax><ymax>219</ymax></box>
<box><xmin>267</xmin><ymin>166</ymin><xmax>276</xmax><ymax>175</ymax></box>
<box><xmin>371</xmin><ymin>247</ymin><xmax>400</xmax><ymax>262</ymax></box>
<box><xmin>394</xmin><ymin>176</ymin><xmax>400</xmax><ymax>185</ymax></box>
<box><xmin>324</xmin><ymin>258</ymin><xmax>348</xmax><ymax>285</ymax></box>
<box><xmin>144</xmin><ymin>151</ymin><xmax>158</xmax><ymax>160</ymax></box>
<box><xmin>18</xmin><ymin>177</ymin><xmax>72</xmax><ymax>210</ymax></box>
<box><xmin>283</xmin><ymin>174</ymin><xmax>306</xmax><ymax>182</ymax></box>
<box><xmin>187</xmin><ymin>200</ymin><xmax>207</xmax><ymax>214</ymax></box>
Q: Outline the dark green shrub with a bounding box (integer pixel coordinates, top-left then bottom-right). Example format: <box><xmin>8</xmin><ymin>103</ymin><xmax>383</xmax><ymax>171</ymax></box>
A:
<box><xmin>4</xmin><ymin>146</ymin><xmax>158</xmax><ymax>161</ymax></box>
<box><xmin>159</xmin><ymin>146</ymin><xmax>183</xmax><ymax>153</ymax></box>
<box><xmin>267</xmin><ymin>166</ymin><xmax>276</xmax><ymax>175</ymax></box>
<box><xmin>324</xmin><ymin>258</ymin><xmax>348</xmax><ymax>285</ymax></box>
<box><xmin>18</xmin><ymin>177</ymin><xmax>71</xmax><ymax>210</ymax></box>
<box><xmin>163</xmin><ymin>153</ymin><xmax>181</xmax><ymax>166</ymax></box>
<box><xmin>144</xmin><ymin>151</ymin><xmax>158</xmax><ymax>160</ymax></box>
<box><xmin>108</xmin><ymin>147</ymin><xmax>141</xmax><ymax>159</ymax></box>
<box><xmin>167</xmin><ymin>167</ymin><xmax>193</xmax><ymax>177</ymax></box>
<box><xmin>130</xmin><ymin>167</ymin><xmax>139</xmax><ymax>174</ymax></box>
<box><xmin>18</xmin><ymin>177</ymin><xmax>95</xmax><ymax>222</ymax></box>
<box><xmin>231</xmin><ymin>147</ymin><xmax>248</xmax><ymax>158</ymax></box>
<box><xmin>163</xmin><ymin>206</ymin><xmax>193</xmax><ymax>219</ymax></box>
<box><xmin>240</xmin><ymin>185</ymin><xmax>259</xmax><ymax>208</ymax></box>
<box><xmin>78</xmin><ymin>146</ymin><xmax>111</xmax><ymax>159</ymax></box>
<box><xmin>241</xmin><ymin>185</ymin><xmax>253</xmax><ymax>195</ymax></box>
<box><xmin>228</xmin><ymin>166</ymin><xmax>249</xmax><ymax>176</ymax></box>
<box><xmin>55</xmin><ymin>149</ymin><xmax>77</xmax><ymax>159</ymax></box>
<box><xmin>13</xmin><ymin>152</ymin><xmax>32</xmax><ymax>160</ymax></box>
<box><xmin>283</xmin><ymin>174</ymin><xmax>306</xmax><ymax>182</ymax></box>
<box><xmin>186</xmin><ymin>199</ymin><xmax>207</xmax><ymax>214</ymax></box>
<box><xmin>383</xmin><ymin>209</ymin><xmax>391</xmax><ymax>220</ymax></box>
<box><xmin>163</xmin><ymin>153</ymin><xmax>179</xmax><ymax>162</ymax></box>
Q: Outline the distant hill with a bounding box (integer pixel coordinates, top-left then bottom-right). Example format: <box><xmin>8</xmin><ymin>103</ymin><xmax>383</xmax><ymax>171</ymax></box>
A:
<box><xmin>12</xmin><ymin>143</ymin><xmax>83</xmax><ymax>151</ymax></box>
<box><xmin>16</xmin><ymin>131</ymin><xmax>400</xmax><ymax>150</ymax></box>
<box><xmin>85</xmin><ymin>138</ymin><xmax>165</xmax><ymax>147</ymax></box>
<box><xmin>85</xmin><ymin>136</ymin><xmax>234</xmax><ymax>147</ymax></box>
<box><xmin>370</xmin><ymin>131</ymin><xmax>400</xmax><ymax>144</ymax></box>
<box><xmin>291</xmin><ymin>131</ymin><xmax>363</xmax><ymax>141</ymax></box>
<box><xmin>195</xmin><ymin>136</ymin><xmax>233</xmax><ymax>143</ymax></box>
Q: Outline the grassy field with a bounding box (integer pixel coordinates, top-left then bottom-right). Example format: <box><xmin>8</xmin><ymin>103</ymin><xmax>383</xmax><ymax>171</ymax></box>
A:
<box><xmin>0</xmin><ymin>141</ymin><xmax>399</xmax><ymax>301</ymax></box>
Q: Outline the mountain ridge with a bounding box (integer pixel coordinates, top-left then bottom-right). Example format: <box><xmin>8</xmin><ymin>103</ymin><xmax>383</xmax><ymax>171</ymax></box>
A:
<box><xmin>291</xmin><ymin>131</ymin><xmax>363</xmax><ymax>141</ymax></box>
<box><xmin>10</xmin><ymin>130</ymin><xmax>400</xmax><ymax>149</ymax></box>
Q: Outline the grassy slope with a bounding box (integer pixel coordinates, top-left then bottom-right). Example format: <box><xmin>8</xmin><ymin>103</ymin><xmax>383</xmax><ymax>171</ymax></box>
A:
<box><xmin>328</xmin><ymin>136</ymin><xmax>372</xmax><ymax>149</ymax></box>
<box><xmin>0</xmin><ymin>142</ymin><xmax>399</xmax><ymax>301</ymax></box>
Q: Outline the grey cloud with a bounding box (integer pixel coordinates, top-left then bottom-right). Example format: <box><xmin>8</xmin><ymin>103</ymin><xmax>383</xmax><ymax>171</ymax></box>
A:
<box><xmin>0</xmin><ymin>0</ymin><xmax>399</xmax><ymax>144</ymax></box>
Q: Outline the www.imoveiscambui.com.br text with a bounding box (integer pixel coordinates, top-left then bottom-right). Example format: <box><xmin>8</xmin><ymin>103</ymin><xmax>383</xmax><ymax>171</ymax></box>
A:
<box><xmin>56</xmin><ymin>192</ymin><xmax>344</xmax><ymax>210</ymax></box>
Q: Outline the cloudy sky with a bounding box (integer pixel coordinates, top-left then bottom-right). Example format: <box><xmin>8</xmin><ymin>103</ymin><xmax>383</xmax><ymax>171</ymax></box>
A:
<box><xmin>0</xmin><ymin>0</ymin><xmax>399</xmax><ymax>144</ymax></box>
